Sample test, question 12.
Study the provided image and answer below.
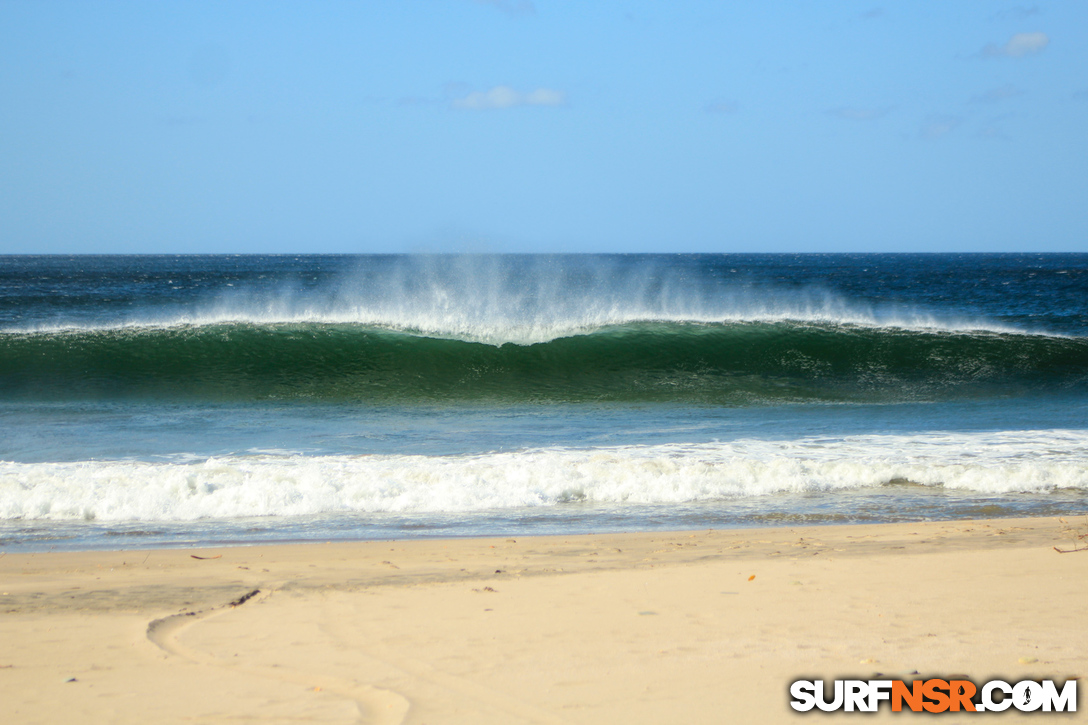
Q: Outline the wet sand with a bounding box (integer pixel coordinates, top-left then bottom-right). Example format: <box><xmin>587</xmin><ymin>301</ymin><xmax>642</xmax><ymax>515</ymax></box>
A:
<box><xmin>1</xmin><ymin>516</ymin><xmax>1086</xmax><ymax>723</ymax></box>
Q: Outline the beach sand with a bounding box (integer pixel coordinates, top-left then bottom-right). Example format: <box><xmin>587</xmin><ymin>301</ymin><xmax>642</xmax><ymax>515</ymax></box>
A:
<box><xmin>1</xmin><ymin>516</ymin><xmax>1085</xmax><ymax>723</ymax></box>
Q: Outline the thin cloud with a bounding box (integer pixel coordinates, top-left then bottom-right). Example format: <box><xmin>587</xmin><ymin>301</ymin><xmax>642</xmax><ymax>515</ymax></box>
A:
<box><xmin>980</xmin><ymin>32</ymin><xmax>1049</xmax><ymax>58</ymax></box>
<box><xmin>976</xmin><ymin>126</ymin><xmax>1008</xmax><ymax>140</ymax></box>
<box><xmin>704</xmin><ymin>99</ymin><xmax>739</xmax><ymax>114</ymax></box>
<box><xmin>976</xmin><ymin>112</ymin><xmax>1015</xmax><ymax>140</ymax></box>
<box><xmin>920</xmin><ymin>115</ymin><xmax>960</xmax><ymax>140</ymax></box>
<box><xmin>474</xmin><ymin>0</ymin><xmax>535</xmax><ymax>17</ymax></box>
<box><xmin>860</xmin><ymin>8</ymin><xmax>885</xmax><ymax>20</ymax></box>
<box><xmin>990</xmin><ymin>5</ymin><xmax>1042</xmax><ymax>21</ymax></box>
<box><xmin>452</xmin><ymin>86</ymin><xmax>566</xmax><ymax>110</ymax></box>
<box><xmin>827</xmin><ymin>106</ymin><xmax>893</xmax><ymax>121</ymax></box>
<box><xmin>969</xmin><ymin>84</ymin><xmax>1024</xmax><ymax>104</ymax></box>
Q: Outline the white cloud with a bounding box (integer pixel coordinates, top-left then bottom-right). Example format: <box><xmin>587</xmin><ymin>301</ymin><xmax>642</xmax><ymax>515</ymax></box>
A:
<box><xmin>827</xmin><ymin>106</ymin><xmax>893</xmax><ymax>121</ymax></box>
<box><xmin>981</xmin><ymin>32</ymin><xmax>1049</xmax><ymax>58</ymax></box>
<box><xmin>969</xmin><ymin>84</ymin><xmax>1023</xmax><ymax>104</ymax></box>
<box><xmin>452</xmin><ymin>86</ymin><xmax>566</xmax><ymax>110</ymax></box>
<box><xmin>523</xmin><ymin>88</ymin><xmax>565</xmax><ymax>106</ymax></box>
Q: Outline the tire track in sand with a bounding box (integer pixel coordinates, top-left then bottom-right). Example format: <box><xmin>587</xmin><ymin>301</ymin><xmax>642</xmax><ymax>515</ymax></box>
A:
<box><xmin>146</xmin><ymin>586</ymin><xmax>411</xmax><ymax>725</ymax></box>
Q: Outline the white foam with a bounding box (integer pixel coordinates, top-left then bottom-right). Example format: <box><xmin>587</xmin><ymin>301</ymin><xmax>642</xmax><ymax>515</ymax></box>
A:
<box><xmin>3</xmin><ymin>430</ymin><xmax>1085</xmax><ymax>522</ymax></box>
<box><xmin>2</xmin><ymin>256</ymin><xmax>1040</xmax><ymax>344</ymax></box>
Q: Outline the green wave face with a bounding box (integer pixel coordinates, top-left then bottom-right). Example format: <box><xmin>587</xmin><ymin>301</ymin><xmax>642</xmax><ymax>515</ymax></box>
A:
<box><xmin>2</xmin><ymin>321</ymin><xmax>1086</xmax><ymax>404</ymax></box>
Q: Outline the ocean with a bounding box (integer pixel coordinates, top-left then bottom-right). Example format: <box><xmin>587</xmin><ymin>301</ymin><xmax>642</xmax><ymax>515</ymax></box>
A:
<box><xmin>1</xmin><ymin>253</ymin><xmax>1086</xmax><ymax>551</ymax></box>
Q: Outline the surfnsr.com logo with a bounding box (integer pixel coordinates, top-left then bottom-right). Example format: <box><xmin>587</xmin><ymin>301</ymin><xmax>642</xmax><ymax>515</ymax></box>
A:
<box><xmin>790</xmin><ymin>678</ymin><xmax>1077</xmax><ymax>713</ymax></box>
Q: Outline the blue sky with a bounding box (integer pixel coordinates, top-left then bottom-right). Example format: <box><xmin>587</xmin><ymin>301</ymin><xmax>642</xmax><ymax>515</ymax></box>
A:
<box><xmin>1</xmin><ymin>1</ymin><xmax>1086</xmax><ymax>253</ymax></box>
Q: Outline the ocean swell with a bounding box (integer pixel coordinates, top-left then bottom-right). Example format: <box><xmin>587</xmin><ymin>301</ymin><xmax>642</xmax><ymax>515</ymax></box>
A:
<box><xmin>1</xmin><ymin>320</ymin><xmax>1085</xmax><ymax>403</ymax></box>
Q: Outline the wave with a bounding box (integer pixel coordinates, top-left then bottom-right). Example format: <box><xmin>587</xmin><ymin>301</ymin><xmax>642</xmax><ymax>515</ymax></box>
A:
<box><xmin>1</xmin><ymin>320</ymin><xmax>1086</xmax><ymax>403</ymax></box>
<box><xmin>2</xmin><ymin>254</ymin><xmax>1041</xmax><ymax>344</ymax></box>
<box><xmin>3</xmin><ymin>431</ymin><xmax>1086</xmax><ymax>522</ymax></box>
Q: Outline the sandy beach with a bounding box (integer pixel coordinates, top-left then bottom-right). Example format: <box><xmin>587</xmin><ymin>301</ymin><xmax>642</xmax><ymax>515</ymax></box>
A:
<box><xmin>1</xmin><ymin>516</ymin><xmax>1085</xmax><ymax>723</ymax></box>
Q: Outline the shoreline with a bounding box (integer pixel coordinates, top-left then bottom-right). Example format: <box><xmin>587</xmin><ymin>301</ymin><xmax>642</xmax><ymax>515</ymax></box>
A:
<box><xmin>2</xmin><ymin>515</ymin><xmax>1086</xmax><ymax>722</ymax></box>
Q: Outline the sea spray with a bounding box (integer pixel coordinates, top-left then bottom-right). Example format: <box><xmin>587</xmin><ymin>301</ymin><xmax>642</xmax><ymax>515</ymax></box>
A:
<box><xmin>1</xmin><ymin>254</ymin><xmax>1035</xmax><ymax>340</ymax></box>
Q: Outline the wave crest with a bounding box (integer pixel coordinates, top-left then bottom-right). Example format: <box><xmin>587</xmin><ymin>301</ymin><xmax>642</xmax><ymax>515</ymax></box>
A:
<box><xmin>2</xmin><ymin>255</ymin><xmax>1034</xmax><ymax>343</ymax></box>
